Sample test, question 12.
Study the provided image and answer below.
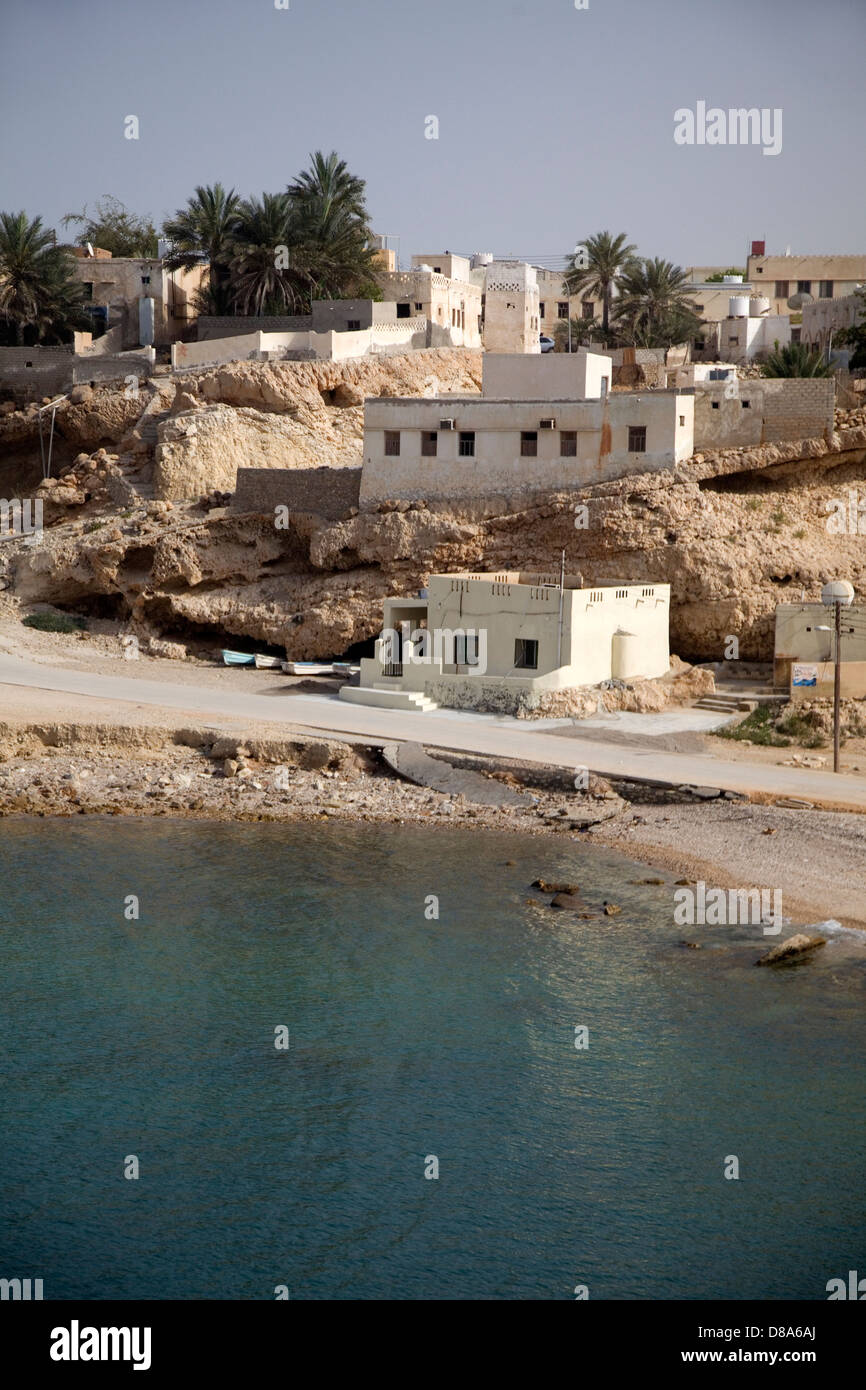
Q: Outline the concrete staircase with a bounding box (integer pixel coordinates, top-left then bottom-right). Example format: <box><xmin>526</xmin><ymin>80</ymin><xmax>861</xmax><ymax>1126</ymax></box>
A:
<box><xmin>695</xmin><ymin>687</ymin><xmax>787</xmax><ymax>715</ymax></box>
<box><xmin>339</xmin><ymin>685</ymin><xmax>439</xmax><ymax>712</ymax></box>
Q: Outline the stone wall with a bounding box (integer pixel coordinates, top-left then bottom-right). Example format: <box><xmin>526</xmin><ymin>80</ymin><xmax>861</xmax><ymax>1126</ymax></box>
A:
<box><xmin>0</xmin><ymin>347</ymin><xmax>73</xmax><ymax>404</ymax></box>
<box><xmin>232</xmin><ymin>466</ymin><xmax>361</xmax><ymax>519</ymax></box>
<box><xmin>197</xmin><ymin>315</ymin><xmax>312</xmax><ymax>340</ymax></box>
<box><xmin>694</xmin><ymin>377</ymin><xmax>835</xmax><ymax>449</ymax></box>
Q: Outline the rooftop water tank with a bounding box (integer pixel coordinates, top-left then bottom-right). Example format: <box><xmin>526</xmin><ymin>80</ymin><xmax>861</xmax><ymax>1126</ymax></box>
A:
<box><xmin>471</xmin><ymin>252</ymin><xmax>493</xmax><ymax>269</ymax></box>
<box><xmin>750</xmin><ymin>296</ymin><xmax>770</xmax><ymax>316</ymax></box>
<box><xmin>417</xmin><ymin>263</ymin><xmax>434</xmax><ymax>273</ymax></box>
<box><xmin>728</xmin><ymin>295</ymin><xmax>750</xmax><ymax>318</ymax></box>
<box><xmin>722</xmin><ymin>275</ymin><xmax>744</xmax><ymax>285</ymax></box>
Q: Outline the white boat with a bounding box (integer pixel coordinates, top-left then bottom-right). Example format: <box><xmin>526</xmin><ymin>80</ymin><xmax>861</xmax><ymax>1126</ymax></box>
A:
<box><xmin>254</xmin><ymin>654</ymin><xmax>283</xmax><ymax>669</ymax></box>
<box><xmin>281</xmin><ymin>660</ymin><xmax>336</xmax><ymax>676</ymax></box>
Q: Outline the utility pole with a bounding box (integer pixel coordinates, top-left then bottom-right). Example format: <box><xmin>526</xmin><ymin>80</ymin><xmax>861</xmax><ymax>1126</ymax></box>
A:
<box><xmin>557</xmin><ymin>548</ymin><xmax>566</xmax><ymax>669</ymax></box>
<box><xmin>833</xmin><ymin>599</ymin><xmax>842</xmax><ymax>773</ymax></box>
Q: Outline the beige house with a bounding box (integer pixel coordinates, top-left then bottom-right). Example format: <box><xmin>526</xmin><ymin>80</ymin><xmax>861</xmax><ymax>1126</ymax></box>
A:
<box><xmin>481</xmin><ymin>260</ymin><xmax>540</xmax><ymax>353</ymax></box>
<box><xmin>359</xmin><ymin>349</ymin><xmax>693</xmax><ymax>505</ymax></box>
<box><xmin>71</xmin><ymin>249</ymin><xmax>206</xmax><ymax>349</ymax></box>
<box><xmin>775</xmin><ymin>602</ymin><xmax>866</xmax><ymax>692</ymax></box>
<box><xmin>340</xmin><ymin>571</ymin><xmax>671</xmax><ymax>713</ymax></box>
<box><xmin>375</xmin><ymin>259</ymin><xmax>482</xmax><ymax>348</ymax></box>
<box><xmin>801</xmin><ymin>294</ymin><xmax>863</xmax><ymax>351</ymax></box>
<box><xmin>745</xmin><ymin>253</ymin><xmax>866</xmax><ymax>316</ymax></box>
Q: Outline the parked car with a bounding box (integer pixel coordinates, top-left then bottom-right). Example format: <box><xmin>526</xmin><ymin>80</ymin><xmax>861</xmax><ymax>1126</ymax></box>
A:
<box><xmin>539</xmin><ymin>334</ymin><xmax>556</xmax><ymax>353</ymax></box>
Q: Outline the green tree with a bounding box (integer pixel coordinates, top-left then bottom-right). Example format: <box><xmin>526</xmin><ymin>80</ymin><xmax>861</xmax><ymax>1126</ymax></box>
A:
<box><xmin>161</xmin><ymin>183</ymin><xmax>242</xmax><ymax>314</ymax></box>
<box><xmin>613</xmin><ymin>258</ymin><xmax>702</xmax><ymax>346</ymax></box>
<box><xmin>839</xmin><ymin>286</ymin><xmax>866</xmax><ymax>368</ymax></box>
<box><xmin>0</xmin><ymin>211</ymin><xmax>88</xmax><ymax>345</ymax></box>
<box><xmin>562</xmin><ymin>230</ymin><xmax>638</xmax><ymax>335</ymax></box>
<box><xmin>761</xmin><ymin>342</ymin><xmax>835</xmax><ymax>377</ymax></box>
<box><xmin>228</xmin><ymin>193</ymin><xmax>313</xmax><ymax>315</ymax></box>
<box><xmin>61</xmin><ymin>195</ymin><xmax>157</xmax><ymax>258</ymax></box>
<box><xmin>286</xmin><ymin>150</ymin><xmax>379</xmax><ymax>303</ymax></box>
<box><xmin>553</xmin><ymin>316</ymin><xmax>597</xmax><ymax>351</ymax></box>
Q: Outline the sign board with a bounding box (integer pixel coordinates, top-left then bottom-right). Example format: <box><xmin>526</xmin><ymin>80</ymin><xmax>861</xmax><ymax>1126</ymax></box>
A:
<box><xmin>792</xmin><ymin>663</ymin><xmax>818</xmax><ymax>687</ymax></box>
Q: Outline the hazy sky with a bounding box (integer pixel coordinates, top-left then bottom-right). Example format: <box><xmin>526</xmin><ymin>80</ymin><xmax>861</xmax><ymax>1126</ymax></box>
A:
<box><xmin>2</xmin><ymin>0</ymin><xmax>864</xmax><ymax>269</ymax></box>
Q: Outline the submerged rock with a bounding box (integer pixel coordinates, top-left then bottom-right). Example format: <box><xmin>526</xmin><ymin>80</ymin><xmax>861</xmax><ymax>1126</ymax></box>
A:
<box><xmin>755</xmin><ymin>933</ymin><xmax>826</xmax><ymax>966</ymax></box>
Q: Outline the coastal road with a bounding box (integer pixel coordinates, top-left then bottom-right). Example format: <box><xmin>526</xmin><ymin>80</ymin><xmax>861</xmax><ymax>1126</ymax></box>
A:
<box><xmin>2</xmin><ymin>652</ymin><xmax>866</xmax><ymax>810</ymax></box>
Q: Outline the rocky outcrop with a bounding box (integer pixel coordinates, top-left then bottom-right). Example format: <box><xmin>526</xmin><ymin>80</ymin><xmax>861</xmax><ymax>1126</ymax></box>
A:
<box><xmin>755</xmin><ymin>933</ymin><xmax>827</xmax><ymax>966</ymax></box>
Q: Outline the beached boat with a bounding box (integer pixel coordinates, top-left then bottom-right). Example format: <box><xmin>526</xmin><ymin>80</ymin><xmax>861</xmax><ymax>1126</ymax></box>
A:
<box><xmin>222</xmin><ymin>650</ymin><xmax>256</xmax><ymax>667</ymax></box>
<box><xmin>281</xmin><ymin>660</ymin><xmax>337</xmax><ymax>676</ymax></box>
<box><xmin>254</xmin><ymin>654</ymin><xmax>283</xmax><ymax>669</ymax></box>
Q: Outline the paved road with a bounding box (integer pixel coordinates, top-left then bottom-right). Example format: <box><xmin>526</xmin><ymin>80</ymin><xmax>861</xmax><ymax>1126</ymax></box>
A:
<box><xmin>2</xmin><ymin>652</ymin><xmax>865</xmax><ymax>809</ymax></box>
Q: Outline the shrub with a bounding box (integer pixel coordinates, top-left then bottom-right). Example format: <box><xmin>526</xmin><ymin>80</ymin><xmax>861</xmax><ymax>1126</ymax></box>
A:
<box><xmin>717</xmin><ymin>704</ymin><xmax>791</xmax><ymax>746</ymax></box>
<box><xmin>22</xmin><ymin>611</ymin><xmax>87</xmax><ymax>634</ymax></box>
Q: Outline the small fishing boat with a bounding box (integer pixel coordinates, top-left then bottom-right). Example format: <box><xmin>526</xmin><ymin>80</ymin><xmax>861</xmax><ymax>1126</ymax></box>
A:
<box><xmin>254</xmin><ymin>654</ymin><xmax>283</xmax><ymax>670</ymax></box>
<box><xmin>281</xmin><ymin>660</ymin><xmax>337</xmax><ymax>676</ymax></box>
<box><xmin>222</xmin><ymin>649</ymin><xmax>256</xmax><ymax>667</ymax></box>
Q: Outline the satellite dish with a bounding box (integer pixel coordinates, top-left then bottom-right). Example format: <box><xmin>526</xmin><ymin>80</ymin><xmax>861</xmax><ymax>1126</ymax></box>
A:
<box><xmin>787</xmin><ymin>291</ymin><xmax>814</xmax><ymax>310</ymax></box>
<box><xmin>86</xmin><ymin>241</ymin><xmax>95</xmax><ymax>258</ymax></box>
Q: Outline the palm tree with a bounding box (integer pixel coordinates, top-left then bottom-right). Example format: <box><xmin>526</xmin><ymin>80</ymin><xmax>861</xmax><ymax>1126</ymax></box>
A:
<box><xmin>613</xmin><ymin>258</ymin><xmax>702</xmax><ymax>346</ymax></box>
<box><xmin>553</xmin><ymin>316</ymin><xmax>596</xmax><ymax>352</ymax></box>
<box><xmin>287</xmin><ymin>150</ymin><xmax>368</xmax><ymax>226</ymax></box>
<box><xmin>761</xmin><ymin>342</ymin><xmax>835</xmax><ymax>377</ymax></box>
<box><xmin>161</xmin><ymin>183</ymin><xmax>242</xmax><ymax>314</ymax></box>
<box><xmin>229</xmin><ymin>193</ymin><xmax>313</xmax><ymax>315</ymax></box>
<box><xmin>0</xmin><ymin>211</ymin><xmax>88</xmax><ymax>344</ymax></box>
<box><xmin>562</xmin><ymin>230</ymin><xmax>638</xmax><ymax>334</ymax></box>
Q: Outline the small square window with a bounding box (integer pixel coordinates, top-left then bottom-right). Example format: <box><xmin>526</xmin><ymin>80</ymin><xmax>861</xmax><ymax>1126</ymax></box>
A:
<box><xmin>521</xmin><ymin>431</ymin><xmax>538</xmax><ymax>457</ymax></box>
<box><xmin>557</xmin><ymin>301</ymin><xmax>568</xmax><ymax>319</ymax></box>
<box><xmin>347</xmin><ymin>319</ymin><xmax>361</xmax><ymax>331</ymax></box>
<box><xmin>797</xmin><ymin>280</ymin><xmax>811</xmax><ymax>294</ymax></box>
<box><xmin>561</xmin><ymin>430</ymin><xmax>577</xmax><ymax>457</ymax></box>
<box><xmin>384</xmin><ymin>430</ymin><xmax>400</xmax><ymax>456</ymax></box>
<box><xmin>742</xmin><ymin>399</ymin><xmax>751</xmax><ymax>408</ymax></box>
<box><xmin>628</xmin><ymin>425</ymin><xmax>647</xmax><ymax>452</ymax></box>
<box><xmin>515</xmin><ymin>638</ymin><xmax>538</xmax><ymax>670</ymax></box>
<box><xmin>396</xmin><ymin>303</ymin><xmax>411</xmax><ymax>318</ymax></box>
<box><xmin>459</xmin><ymin>431</ymin><xmax>475</xmax><ymax>457</ymax></box>
<box><xmin>775</xmin><ymin>280</ymin><xmax>789</xmax><ymax>299</ymax></box>
<box><xmin>141</xmin><ymin>275</ymin><xmax>151</xmax><ymax>285</ymax></box>
<box><xmin>679</xmin><ymin>415</ymin><xmax>685</xmax><ymax>426</ymax></box>
<box><xmin>711</xmin><ymin>401</ymin><xmax>720</xmax><ymax>409</ymax></box>
<box><xmin>415</xmin><ymin>302</ymin><xmax>423</xmax><ymax>310</ymax></box>
<box><xmin>421</xmin><ymin>431</ymin><xmax>437</xmax><ymax>457</ymax></box>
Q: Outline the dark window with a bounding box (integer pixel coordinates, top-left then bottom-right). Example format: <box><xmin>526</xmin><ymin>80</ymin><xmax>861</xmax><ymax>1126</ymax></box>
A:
<box><xmin>384</xmin><ymin>430</ymin><xmax>400</xmax><ymax>456</ymax></box>
<box><xmin>557</xmin><ymin>301</ymin><xmax>568</xmax><ymax>319</ymax></box>
<box><xmin>711</xmin><ymin>401</ymin><xmax>720</xmax><ymax>409</ymax></box>
<box><xmin>421</xmin><ymin>431</ymin><xmax>438</xmax><ymax>457</ymax></box>
<box><xmin>775</xmin><ymin>280</ymin><xmax>789</xmax><ymax>298</ymax></box>
<box><xmin>141</xmin><ymin>275</ymin><xmax>151</xmax><ymax>285</ymax></box>
<box><xmin>582</xmin><ymin>300</ymin><xmax>594</xmax><ymax>318</ymax></box>
<box><xmin>728</xmin><ymin>335</ymin><xmax>739</xmax><ymax>345</ymax></box>
<box><xmin>742</xmin><ymin>399</ymin><xmax>751</xmax><ymax>408</ymax></box>
<box><xmin>82</xmin><ymin>282</ymin><xmax>94</xmax><ymax>301</ymax></box>
<box><xmin>347</xmin><ymin>319</ymin><xmax>361</xmax><ymax>331</ymax></box>
<box><xmin>521</xmin><ymin>431</ymin><xmax>538</xmax><ymax>457</ymax></box>
<box><xmin>679</xmin><ymin>415</ymin><xmax>685</xmax><ymax>426</ymax></box>
<box><xmin>819</xmin><ymin>281</ymin><xmax>833</xmax><ymax>298</ymax></box>
<box><xmin>628</xmin><ymin>425</ymin><xmax>647</xmax><ymax>452</ymax></box>
<box><xmin>396</xmin><ymin>303</ymin><xmax>411</xmax><ymax>318</ymax></box>
<box><xmin>459</xmin><ymin>431</ymin><xmax>475</xmax><ymax>457</ymax></box>
<box><xmin>415</xmin><ymin>302</ymin><xmax>423</xmax><ymax>310</ymax></box>
<box><xmin>539</xmin><ymin>301</ymin><xmax>546</xmax><ymax>319</ymax></box>
<box><xmin>797</xmin><ymin>280</ymin><xmax>811</xmax><ymax>294</ymax></box>
<box><xmin>694</xmin><ymin>338</ymin><xmax>706</xmax><ymax>350</ymax></box>
<box><xmin>515</xmin><ymin>638</ymin><xmax>538</xmax><ymax>670</ymax></box>
<box><xmin>561</xmin><ymin>430</ymin><xmax>577</xmax><ymax>457</ymax></box>
<box><xmin>454</xmin><ymin>633</ymin><xmax>480</xmax><ymax>666</ymax></box>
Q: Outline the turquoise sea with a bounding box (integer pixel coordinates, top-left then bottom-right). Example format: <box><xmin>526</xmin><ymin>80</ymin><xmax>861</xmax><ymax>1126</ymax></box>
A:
<box><xmin>0</xmin><ymin>817</ymin><xmax>863</xmax><ymax>1300</ymax></box>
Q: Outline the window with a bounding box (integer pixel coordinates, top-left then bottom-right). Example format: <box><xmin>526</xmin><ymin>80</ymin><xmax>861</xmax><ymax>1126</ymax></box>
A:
<box><xmin>775</xmin><ymin>280</ymin><xmax>789</xmax><ymax>299</ymax></box>
<box><xmin>557</xmin><ymin>301</ymin><xmax>568</xmax><ymax>319</ymax></box>
<box><xmin>539</xmin><ymin>302</ymin><xmax>546</xmax><ymax>319</ymax></box>
<box><xmin>384</xmin><ymin>430</ymin><xmax>400</xmax><ymax>456</ymax></box>
<box><xmin>582</xmin><ymin>300</ymin><xmax>594</xmax><ymax>319</ymax></box>
<box><xmin>82</xmin><ymin>282</ymin><xmax>94</xmax><ymax>301</ymax></box>
<box><xmin>396</xmin><ymin>303</ymin><xmax>411</xmax><ymax>318</ymax></box>
<box><xmin>711</xmin><ymin>401</ymin><xmax>720</xmax><ymax>409</ymax></box>
<box><xmin>141</xmin><ymin>275</ymin><xmax>151</xmax><ymax>285</ymax></box>
<box><xmin>459</xmin><ymin>431</ymin><xmax>475</xmax><ymax>457</ymax></box>
<box><xmin>561</xmin><ymin>430</ymin><xmax>577</xmax><ymax>457</ymax></box>
<box><xmin>521</xmin><ymin>431</ymin><xmax>538</xmax><ymax>457</ymax></box>
<box><xmin>454</xmin><ymin>633</ymin><xmax>480</xmax><ymax>666</ymax></box>
<box><xmin>742</xmin><ymin>399</ymin><xmax>751</xmax><ymax>408</ymax></box>
<box><xmin>421</xmin><ymin>431</ymin><xmax>438</xmax><ymax>457</ymax></box>
<box><xmin>514</xmin><ymin>638</ymin><xmax>538</xmax><ymax>670</ymax></box>
<box><xmin>415</xmin><ymin>302</ymin><xmax>423</xmax><ymax>310</ymax></box>
<box><xmin>797</xmin><ymin>280</ymin><xmax>812</xmax><ymax>294</ymax></box>
<box><xmin>628</xmin><ymin>425</ymin><xmax>647</xmax><ymax>452</ymax></box>
<box><xmin>347</xmin><ymin>319</ymin><xmax>361</xmax><ymax>331</ymax></box>
<box><xmin>728</xmin><ymin>335</ymin><xmax>739</xmax><ymax>345</ymax></box>
<box><xmin>679</xmin><ymin>415</ymin><xmax>685</xmax><ymax>426</ymax></box>
<box><xmin>694</xmin><ymin>338</ymin><xmax>706</xmax><ymax>351</ymax></box>
<box><xmin>433</xmin><ymin>266</ymin><xmax>441</xmax><ymax>273</ymax></box>
<box><xmin>819</xmin><ymin>281</ymin><xmax>833</xmax><ymax>298</ymax></box>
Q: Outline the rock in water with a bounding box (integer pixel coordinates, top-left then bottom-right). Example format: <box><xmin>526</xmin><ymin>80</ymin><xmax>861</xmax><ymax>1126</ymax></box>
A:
<box><xmin>755</xmin><ymin>933</ymin><xmax>826</xmax><ymax>966</ymax></box>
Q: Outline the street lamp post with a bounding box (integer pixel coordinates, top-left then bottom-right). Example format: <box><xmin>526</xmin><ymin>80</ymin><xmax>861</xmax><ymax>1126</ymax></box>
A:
<box><xmin>820</xmin><ymin>580</ymin><xmax>855</xmax><ymax>772</ymax></box>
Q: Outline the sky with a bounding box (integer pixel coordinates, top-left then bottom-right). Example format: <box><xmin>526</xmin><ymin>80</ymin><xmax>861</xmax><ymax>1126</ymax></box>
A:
<box><xmin>1</xmin><ymin>0</ymin><xmax>864</xmax><ymax>270</ymax></box>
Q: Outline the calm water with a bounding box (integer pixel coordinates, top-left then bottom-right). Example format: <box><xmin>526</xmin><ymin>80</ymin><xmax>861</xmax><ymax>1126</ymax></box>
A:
<box><xmin>0</xmin><ymin>817</ymin><xmax>864</xmax><ymax>1301</ymax></box>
